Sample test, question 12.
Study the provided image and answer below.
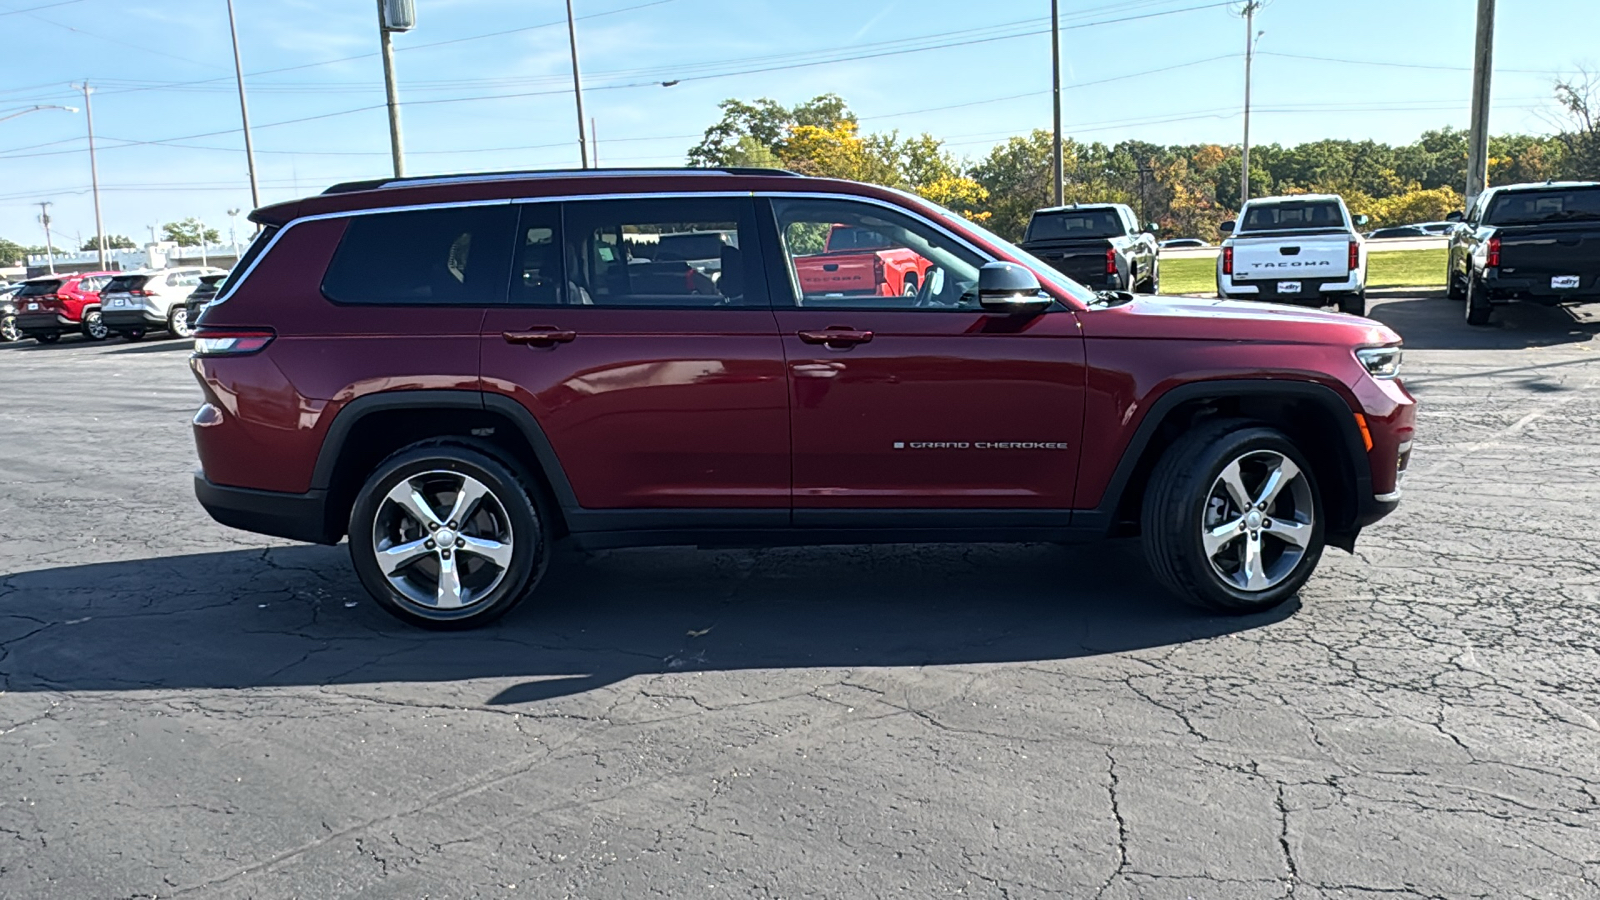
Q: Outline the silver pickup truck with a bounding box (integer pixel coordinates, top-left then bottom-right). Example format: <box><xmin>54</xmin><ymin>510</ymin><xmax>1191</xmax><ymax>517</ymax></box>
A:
<box><xmin>1217</xmin><ymin>194</ymin><xmax>1369</xmax><ymax>316</ymax></box>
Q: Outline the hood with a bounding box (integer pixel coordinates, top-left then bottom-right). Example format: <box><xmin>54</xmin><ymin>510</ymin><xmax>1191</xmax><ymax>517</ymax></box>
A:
<box><xmin>1080</xmin><ymin>293</ymin><xmax>1401</xmax><ymax>346</ymax></box>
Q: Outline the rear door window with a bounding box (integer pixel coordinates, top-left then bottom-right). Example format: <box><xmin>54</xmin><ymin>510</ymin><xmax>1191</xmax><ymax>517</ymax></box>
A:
<box><xmin>560</xmin><ymin>197</ymin><xmax>762</xmax><ymax>308</ymax></box>
<box><xmin>321</xmin><ymin>204</ymin><xmax>517</xmax><ymax>305</ymax></box>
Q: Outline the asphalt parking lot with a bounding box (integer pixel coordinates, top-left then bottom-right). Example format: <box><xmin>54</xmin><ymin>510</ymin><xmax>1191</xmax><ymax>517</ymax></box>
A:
<box><xmin>2</xmin><ymin>293</ymin><xmax>1598</xmax><ymax>899</ymax></box>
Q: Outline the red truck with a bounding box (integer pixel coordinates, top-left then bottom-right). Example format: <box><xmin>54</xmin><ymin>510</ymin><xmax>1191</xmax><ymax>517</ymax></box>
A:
<box><xmin>793</xmin><ymin>224</ymin><xmax>933</xmax><ymax>298</ymax></box>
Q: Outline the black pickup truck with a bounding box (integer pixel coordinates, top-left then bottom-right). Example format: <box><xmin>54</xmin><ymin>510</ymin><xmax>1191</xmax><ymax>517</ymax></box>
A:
<box><xmin>1019</xmin><ymin>203</ymin><xmax>1160</xmax><ymax>293</ymax></box>
<box><xmin>1447</xmin><ymin>181</ymin><xmax>1600</xmax><ymax>325</ymax></box>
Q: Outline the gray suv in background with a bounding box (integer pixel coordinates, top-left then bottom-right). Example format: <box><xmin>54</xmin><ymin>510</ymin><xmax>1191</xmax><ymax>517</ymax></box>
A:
<box><xmin>100</xmin><ymin>267</ymin><xmax>225</xmax><ymax>340</ymax></box>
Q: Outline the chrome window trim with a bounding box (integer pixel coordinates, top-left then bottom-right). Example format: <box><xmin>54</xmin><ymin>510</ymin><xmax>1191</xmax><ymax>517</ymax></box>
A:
<box><xmin>210</xmin><ymin>190</ymin><xmax>998</xmax><ymax>309</ymax></box>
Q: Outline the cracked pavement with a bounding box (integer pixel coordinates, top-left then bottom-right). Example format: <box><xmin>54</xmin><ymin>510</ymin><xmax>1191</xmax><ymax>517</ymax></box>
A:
<box><xmin>1</xmin><ymin>293</ymin><xmax>1597</xmax><ymax>898</ymax></box>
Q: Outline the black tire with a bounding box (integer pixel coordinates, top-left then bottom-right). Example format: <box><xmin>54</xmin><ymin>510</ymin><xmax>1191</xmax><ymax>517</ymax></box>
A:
<box><xmin>35</xmin><ymin>332</ymin><xmax>60</xmax><ymax>344</ymax></box>
<box><xmin>81</xmin><ymin>309</ymin><xmax>109</xmax><ymax>341</ymax></box>
<box><xmin>1141</xmin><ymin>420</ymin><xmax>1325</xmax><ymax>615</ymax></box>
<box><xmin>1147</xmin><ymin>261</ymin><xmax>1161</xmax><ymax>295</ymax></box>
<box><xmin>168</xmin><ymin>306</ymin><xmax>193</xmax><ymax>339</ymax></box>
<box><xmin>120</xmin><ymin>328</ymin><xmax>147</xmax><ymax>342</ymax></box>
<box><xmin>1446</xmin><ymin>269</ymin><xmax>1466</xmax><ymax>301</ymax></box>
<box><xmin>0</xmin><ymin>315</ymin><xmax>19</xmax><ymax>343</ymax></box>
<box><xmin>1337</xmin><ymin>292</ymin><xmax>1366</xmax><ymax>316</ymax></box>
<box><xmin>1464</xmin><ymin>275</ymin><xmax>1493</xmax><ymax>326</ymax></box>
<box><xmin>348</xmin><ymin>440</ymin><xmax>549</xmax><ymax>629</ymax></box>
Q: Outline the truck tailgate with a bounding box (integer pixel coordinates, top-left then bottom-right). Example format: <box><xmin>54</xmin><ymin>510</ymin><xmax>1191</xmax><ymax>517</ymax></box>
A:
<box><xmin>1232</xmin><ymin>236</ymin><xmax>1350</xmax><ymax>281</ymax></box>
<box><xmin>1500</xmin><ymin>224</ymin><xmax>1600</xmax><ymax>281</ymax></box>
<box><xmin>795</xmin><ymin>254</ymin><xmax>877</xmax><ymax>294</ymax></box>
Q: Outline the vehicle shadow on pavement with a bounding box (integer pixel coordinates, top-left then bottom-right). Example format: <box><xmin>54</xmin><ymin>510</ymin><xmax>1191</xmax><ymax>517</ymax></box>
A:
<box><xmin>0</xmin><ymin>541</ymin><xmax>1294</xmax><ymax>703</ymax></box>
<box><xmin>104</xmin><ymin>340</ymin><xmax>191</xmax><ymax>354</ymax></box>
<box><xmin>1370</xmin><ymin>295</ymin><xmax>1600</xmax><ymax>350</ymax></box>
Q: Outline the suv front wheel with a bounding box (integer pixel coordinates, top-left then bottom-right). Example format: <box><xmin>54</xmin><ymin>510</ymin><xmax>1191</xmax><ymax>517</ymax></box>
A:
<box><xmin>1141</xmin><ymin>421</ymin><xmax>1325</xmax><ymax>614</ymax></box>
<box><xmin>349</xmin><ymin>441</ymin><xmax>548</xmax><ymax>629</ymax></box>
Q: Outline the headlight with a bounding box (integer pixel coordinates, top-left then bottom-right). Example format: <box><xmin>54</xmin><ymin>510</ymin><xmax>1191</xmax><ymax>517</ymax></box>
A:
<box><xmin>1356</xmin><ymin>345</ymin><xmax>1403</xmax><ymax>379</ymax></box>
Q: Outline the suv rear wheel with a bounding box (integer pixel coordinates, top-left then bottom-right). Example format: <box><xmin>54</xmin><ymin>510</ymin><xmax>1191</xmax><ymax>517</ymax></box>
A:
<box><xmin>1141</xmin><ymin>420</ymin><xmax>1325</xmax><ymax>614</ymax></box>
<box><xmin>348</xmin><ymin>441</ymin><xmax>548</xmax><ymax>629</ymax></box>
<box><xmin>168</xmin><ymin>306</ymin><xmax>193</xmax><ymax>339</ymax></box>
<box><xmin>81</xmin><ymin>310</ymin><xmax>109</xmax><ymax>341</ymax></box>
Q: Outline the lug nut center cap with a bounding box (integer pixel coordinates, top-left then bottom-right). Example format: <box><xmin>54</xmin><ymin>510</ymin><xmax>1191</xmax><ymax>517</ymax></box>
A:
<box><xmin>1245</xmin><ymin>511</ymin><xmax>1263</xmax><ymax>530</ymax></box>
<box><xmin>434</xmin><ymin>529</ymin><xmax>457</xmax><ymax>548</ymax></box>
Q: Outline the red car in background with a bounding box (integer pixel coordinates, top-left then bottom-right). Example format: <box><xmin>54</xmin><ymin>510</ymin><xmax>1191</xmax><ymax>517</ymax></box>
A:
<box><xmin>793</xmin><ymin>223</ymin><xmax>933</xmax><ymax>299</ymax></box>
<box><xmin>12</xmin><ymin>271</ymin><xmax>118</xmax><ymax>343</ymax></box>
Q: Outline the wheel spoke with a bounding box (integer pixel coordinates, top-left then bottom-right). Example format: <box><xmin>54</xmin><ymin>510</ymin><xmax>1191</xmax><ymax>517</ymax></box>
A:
<box><xmin>1218</xmin><ymin>460</ymin><xmax>1252</xmax><ymax>512</ymax></box>
<box><xmin>1203</xmin><ymin>519</ymin><xmax>1246</xmax><ymax>557</ymax></box>
<box><xmin>457</xmin><ymin>535</ymin><xmax>512</xmax><ymax>570</ymax></box>
<box><xmin>1254</xmin><ymin>456</ymin><xmax>1301</xmax><ymax>508</ymax></box>
<box><xmin>385</xmin><ymin>479</ymin><xmax>442</xmax><ymax>528</ymax></box>
<box><xmin>436</xmin><ymin>554</ymin><xmax>465</xmax><ymax>609</ymax></box>
<box><xmin>443</xmin><ymin>476</ymin><xmax>490</xmax><ymax>527</ymax></box>
<box><xmin>377</xmin><ymin>538</ymin><xmax>431</xmax><ymax>575</ymax></box>
<box><xmin>1263</xmin><ymin>517</ymin><xmax>1312</xmax><ymax>548</ymax></box>
<box><xmin>1241</xmin><ymin>532</ymin><xmax>1269</xmax><ymax>591</ymax></box>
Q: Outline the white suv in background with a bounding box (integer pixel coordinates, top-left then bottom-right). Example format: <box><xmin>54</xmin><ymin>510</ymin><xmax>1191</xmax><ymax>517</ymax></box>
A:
<box><xmin>99</xmin><ymin>267</ymin><xmax>226</xmax><ymax>341</ymax></box>
<box><xmin>1217</xmin><ymin>194</ymin><xmax>1369</xmax><ymax>316</ymax></box>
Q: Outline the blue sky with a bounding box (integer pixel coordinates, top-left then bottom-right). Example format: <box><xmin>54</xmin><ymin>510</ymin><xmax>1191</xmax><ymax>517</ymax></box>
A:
<box><xmin>0</xmin><ymin>0</ymin><xmax>1592</xmax><ymax>246</ymax></box>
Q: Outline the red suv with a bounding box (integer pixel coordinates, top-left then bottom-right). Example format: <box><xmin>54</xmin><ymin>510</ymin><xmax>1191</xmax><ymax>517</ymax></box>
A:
<box><xmin>13</xmin><ymin>271</ymin><xmax>118</xmax><ymax>343</ymax></box>
<box><xmin>192</xmin><ymin>169</ymin><xmax>1415</xmax><ymax>629</ymax></box>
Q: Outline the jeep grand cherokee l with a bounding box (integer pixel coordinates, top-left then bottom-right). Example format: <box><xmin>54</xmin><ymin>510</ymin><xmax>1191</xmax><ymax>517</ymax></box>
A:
<box><xmin>192</xmin><ymin>168</ymin><xmax>1415</xmax><ymax>629</ymax></box>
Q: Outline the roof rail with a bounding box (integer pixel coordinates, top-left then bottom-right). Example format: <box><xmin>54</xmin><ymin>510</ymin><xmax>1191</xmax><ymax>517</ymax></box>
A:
<box><xmin>321</xmin><ymin>166</ymin><xmax>802</xmax><ymax>195</ymax></box>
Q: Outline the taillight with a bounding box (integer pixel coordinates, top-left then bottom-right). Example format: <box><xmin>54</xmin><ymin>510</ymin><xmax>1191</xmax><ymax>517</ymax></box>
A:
<box><xmin>874</xmin><ymin>256</ymin><xmax>885</xmax><ymax>283</ymax></box>
<box><xmin>193</xmin><ymin>328</ymin><xmax>274</xmax><ymax>357</ymax></box>
<box><xmin>1222</xmin><ymin>246</ymin><xmax>1234</xmax><ymax>275</ymax></box>
<box><xmin>129</xmin><ymin>289</ymin><xmax>154</xmax><ymax>297</ymax></box>
<box><xmin>1348</xmin><ymin>240</ymin><xmax>1359</xmax><ymax>270</ymax></box>
<box><xmin>1487</xmin><ymin>236</ymin><xmax>1501</xmax><ymax>268</ymax></box>
<box><xmin>1105</xmin><ymin>247</ymin><xmax>1118</xmax><ymax>275</ymax></box>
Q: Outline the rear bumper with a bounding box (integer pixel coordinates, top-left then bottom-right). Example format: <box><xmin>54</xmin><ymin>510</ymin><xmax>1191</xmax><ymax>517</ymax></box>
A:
<box><xmin>1221</xmin><ymin>273</ymin><xmax>1363</xmax><ymax>301</ymax></box>
<box><xmin>103</xmin><ymin>308</ymin><xmax>167</xmax><ymax>328</ymax></box>
<box><xmin>194</xmin><ymin>473</ymin><xmax>336</xmax><ymax>545</ymax></box>
<box><xmin>1484</xmin><ymin>271</ymin><xmax>1600</xmax><ymax>303</ymax></box>
<box><xmin>15</xmin><ymin>312</ymin><xmax>76</xmax><ymax>332</ymax></box>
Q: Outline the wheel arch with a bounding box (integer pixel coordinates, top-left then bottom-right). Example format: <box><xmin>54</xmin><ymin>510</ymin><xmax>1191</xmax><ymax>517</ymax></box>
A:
<box><xmin>310</xmin><ymin>390</ymin><xmax>576</xmax><ymax>544</ymax></box>
<box><xmin>1091</xmin><ymin>380</ymin><xmax>1371</xmax><ymax>551</ymax></box>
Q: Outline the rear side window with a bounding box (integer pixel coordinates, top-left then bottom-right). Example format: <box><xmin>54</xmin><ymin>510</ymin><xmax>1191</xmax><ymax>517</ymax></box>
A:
<box><xmin>216</xmin><ymin>226</ymin><xmax>278</xmax><ymax>296</ymax></box>
<box><xmin>17</xmin><ymin>280</ymin><xmax>61</xmax><ymax>297</ymax></box>
<box><xmin>79</xmin><ymin>275</ymin><xmax>111</xmax><ymax>292</ymax></box>
<box><xmin>321</xmin><ymin>205</ymin><xmax>516</xmax><ymax>305</ymax></box>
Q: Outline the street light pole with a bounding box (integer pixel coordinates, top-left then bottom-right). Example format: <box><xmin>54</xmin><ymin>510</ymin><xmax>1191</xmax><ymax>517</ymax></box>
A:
<box><xmin>73</xmin><ymin>83</ymin><xmax>107</xmax><ymax>269</ymax></box>
<box><xmin>1466</xmin><ymin>0</ymin><xmax>1496</xmax><ymax>208</ymax></box>
<box><xmin>377</xmin><ymin>0</ymin><xmax>407</xmax><ymax>178</ymax></box>
<box><xmin>1239</xmin><ymin>1</ymin><xmax>1262</xmax><ymax>210</ymax></box>
<box><xmin>37</xmin><ymin>202</ymin><xmax>56</xmax><ymax>275</ymax></box>
<box><xmin>1050</xmin><ymin>0</ymin><xmax>1063</xmax><ymax>207</ymax></box>
<box><xmin>565</xmin><ymin>0</ymin><xmax>590</xmax><ymax>169</ymax></box>
<box><xmin>0</xmin><ymin>104</ymin><xmax>79</xmax><ymax>123</ymax></box>
<box><xmin>227</xmin><ymin>208</ymin><xmax>241</xmax><ymax>260</ymax></box>
<box><xmin>225</xmin><ymin>0</ymin><xmax>262</xmax><ymax>210</ymax></box>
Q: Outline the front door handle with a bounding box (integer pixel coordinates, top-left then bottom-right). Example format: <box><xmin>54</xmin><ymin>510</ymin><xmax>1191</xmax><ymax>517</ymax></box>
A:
<box><xmin>503</xmin><ymin>327</ymin><xmax>577</xmax><ymax>347</ymax></box>
<box><xmin>797</xmin><ymin>328</ymin><xmax>873</xmax><ymax>348</ymax></box>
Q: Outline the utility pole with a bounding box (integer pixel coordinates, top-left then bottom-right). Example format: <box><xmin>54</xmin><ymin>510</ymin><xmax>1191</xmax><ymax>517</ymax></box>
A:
<box><xmin>225</xmin><ymin>0</ymin><xmax>261</xmax><ymax>210</ymax></box>
<box><xmin>591</xmin><ymin>116</ymin><xmax>599</xmax><ymax>167</ymax></box>
<box><xmin>74</xmin><ymin>82</ymin><xmax>107</xmax><ymax>269</ymax></box>
<box><xmin>376</xmin><ymin>0</ymin><xmax>413</xmax><ymax>178</ymax></box>
<box><xmin>1238</xmin><ymin>1</ymin><xmax>1263</xmax><ymax>210</ymax></box>
<box><xmin>37</xmin><ymin>202</ymin><xmax>56</xmax><ymax>274</ymax></box>
<box><xmin>198</xmin><ymin>218</ymin><xmax>209</xmax><ymax>267</ymax></box>
<box><xmin>1050</xmin><ymin>0</ymin><xmax>1063</xmax><ymax>207</ymax></box>
<box><xmin>1466</xmin><ymin>0</ymin><xmax>1496</xmax><ymax>208</ymax></box>
<box><xmin>565</xmin><ymin>0</ymin><xmax>590</xmax><ymax>169</ymax></box>
<box><xmin>227</xmin><ymin>208</ymin><xmax>241</xmax><ymax>260</ymax></box>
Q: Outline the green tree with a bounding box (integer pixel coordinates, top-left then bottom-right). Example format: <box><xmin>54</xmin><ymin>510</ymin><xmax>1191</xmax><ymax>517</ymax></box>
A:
<box><xmin>0</xmin><ymin>238</ymin><xmax>47</xmax><ymax>266</ymax></box>
<box><xmin>1554</xmin><ymin>71</ymin><xmax>1600</xmax><ymax>179</ymax></box>
<box><xmin>79</xmin><ymin>234</ymin><xmax>136</xmax><ymax>252</ymax></box>
<box><xmin>688</xmin><ymin>94</ymin><xmax>856</xmax><ymax>167</ymax></box>
<box><xmin>161</xmin><ymin>218</ymin><xmax>221</xmax><ymax>247</ymax></box>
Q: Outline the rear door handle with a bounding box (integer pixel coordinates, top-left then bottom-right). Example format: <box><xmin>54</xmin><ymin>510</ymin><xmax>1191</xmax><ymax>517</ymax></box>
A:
<box><xmin>503</xmin><ymin>327</ymin><xmax>577</xmax><ymax>347</ymax></box>
<box><xmin>797</xmin><ymin>328</ymin><xmax>873</xmax><ymax>347</ymax></box>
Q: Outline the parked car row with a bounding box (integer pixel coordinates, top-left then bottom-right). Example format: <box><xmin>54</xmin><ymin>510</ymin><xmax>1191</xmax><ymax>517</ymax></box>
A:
<box><xmin>1444</xmin><ymin>180</ymin><xmax>1600</xmax><ymax>326</ymax></box>
<box><xmin>0</xmin><ymin>266</ymin><xmax>226</xmax><ymax>344</ymax></box>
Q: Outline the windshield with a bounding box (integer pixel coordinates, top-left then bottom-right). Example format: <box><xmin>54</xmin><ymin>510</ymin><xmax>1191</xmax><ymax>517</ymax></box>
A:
<box><xmin>1241</xmin><ymin>200</ymin><xmax>1346</xmax><ymax>232</ymax></box>
<box><xmin>825</xmin><ymin>226</ymin><xmax>893</xmax><ymax>252</ymax></box>
<box><xmin>1485</xmin><ymin>187</ymin><xmax>1600</xmax><ymax>225</ymax></box>
<box><xmin>942</xmin><ymin>211</ymin><xmax>1098</xmax><ymax>305</ymax></box>
<box><xmin>655</xmin><ymin>232</ymin><xmax>731</xmax><ymax>261</ymax></box>
<box><xmin>1026</xmin><ymin>209</ymin><xmax>1124</xmax><ymax>240</ymax></box>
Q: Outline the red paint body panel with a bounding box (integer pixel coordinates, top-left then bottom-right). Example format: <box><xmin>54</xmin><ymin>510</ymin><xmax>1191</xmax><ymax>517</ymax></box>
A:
<box><xmin>776</xmin><ymin>308</ymin><xmax>1086</xmax><ymax>507</ymax></box>
<box><xmin>480</xmin><ymin>308</ymin><xmax>790</xmax><ymax>508</ymax></box>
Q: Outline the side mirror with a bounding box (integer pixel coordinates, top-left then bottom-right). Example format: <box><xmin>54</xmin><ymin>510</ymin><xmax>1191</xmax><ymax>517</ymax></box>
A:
<box><xmin>1145</xmin><ymin>222</ymin><xmax>1160</xmax><ymax>234</ymax></box>
<box><xmin>1219</xmin><ymin>220</ymin><xmax>1235</xmax><ymax>235</ymax></box>
<box><xmin>1354</xmin><ymin>214</ymin><xmax>1370</xmax><ymax>227</ymax></box>
<box><xmin>978</xmin><ymin>262</ymin><xmax>1051</xmax><ymax>315</ymax></box>
<box><xmin>1445</xmin><ymin>210</ymin><xmax>1464</xmax><ymax>222</ymax></box>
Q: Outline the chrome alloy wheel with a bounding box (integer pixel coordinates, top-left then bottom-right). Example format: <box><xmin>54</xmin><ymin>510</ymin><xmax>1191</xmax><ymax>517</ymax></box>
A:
<box><xmin>84</xmin><ymin>310</ymin><xmax>109</xmax><ymax>340</ymax></box>
<box><xmin>1202</xmin><ymin>450</ymin><xmax>1314</xmax><ymax>592</ymax></box>
<box><xmin>372</xmin><ymin>470</ymin><xmax>515</xmax><ymax>613</ymax></box>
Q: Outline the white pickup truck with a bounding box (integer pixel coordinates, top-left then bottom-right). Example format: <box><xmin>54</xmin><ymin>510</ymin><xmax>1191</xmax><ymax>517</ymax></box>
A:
<box><xmin>1216</xmin><ymin>194</ymin><xmax>1369</xmax><ymax>316</ymax></box>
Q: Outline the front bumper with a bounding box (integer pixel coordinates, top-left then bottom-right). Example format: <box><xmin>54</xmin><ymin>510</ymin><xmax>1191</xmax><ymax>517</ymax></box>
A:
<box><xmin>195</xmin><ymin>473</ymin><xmax>336</xmax><ymax>545</ymax></box>
<box><xmin>15</xmin><ymin>312</ymin><xmax>76</xmax><ymax>333</ymax></box>
<box><xmin>103</xmin><ymin>308</ymin><xmax>168</xmax><ymax>328</ymax></box>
